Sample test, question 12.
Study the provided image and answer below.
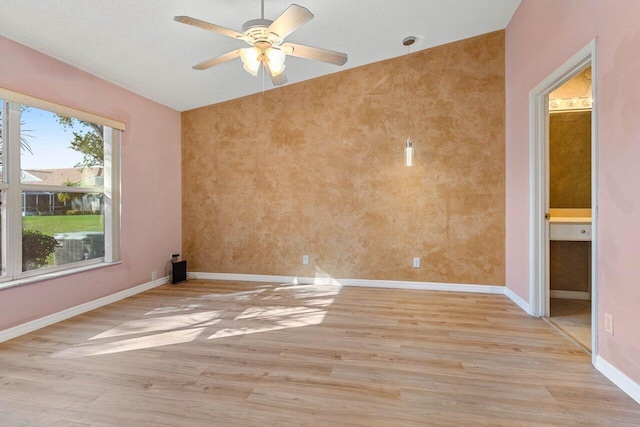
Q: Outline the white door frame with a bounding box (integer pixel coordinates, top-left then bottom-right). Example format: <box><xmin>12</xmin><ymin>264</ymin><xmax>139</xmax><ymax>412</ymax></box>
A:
<box><xmin>528</xmin><ymin>39</ymin><xmax>598</xmax><ymax>363</ymax></box>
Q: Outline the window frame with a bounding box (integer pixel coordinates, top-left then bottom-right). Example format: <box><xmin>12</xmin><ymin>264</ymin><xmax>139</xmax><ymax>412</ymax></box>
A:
<box><xmin>0</xmin><ymin>89</ymin><xmax>123</xmax><ymax>287</ymax></box>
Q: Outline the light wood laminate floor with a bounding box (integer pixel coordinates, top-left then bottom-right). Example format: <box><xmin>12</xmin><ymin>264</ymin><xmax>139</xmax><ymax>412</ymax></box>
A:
<box><xmin>1</xmin><ymin>280</ymin><xmax>638</xmax><ymax>426</ymax></box>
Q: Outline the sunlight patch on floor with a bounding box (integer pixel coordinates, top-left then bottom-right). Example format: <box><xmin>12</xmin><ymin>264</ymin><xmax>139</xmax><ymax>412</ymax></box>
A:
<box><xmin>53</xmin><ymin>327</ymin><xmax>208</xmax><ymax>358</ymax></box>
<box><xmin>51</xmin><ymin>280</ymin><xmax>343</xmax><ymax>358</ymax></box>
<box><xmin>144</xmin><ymin>304</ymin><xmax>203</xmax><ymax>316</ymax></box>
<box><xmin>90</xmin><ymin>310</ymin><xmax>224</xmax><ymax>340</ymax></box>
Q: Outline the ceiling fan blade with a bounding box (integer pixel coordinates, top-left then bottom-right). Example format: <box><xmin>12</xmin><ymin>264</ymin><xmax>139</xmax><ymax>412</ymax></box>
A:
<box><xmin>193</xmin><ymin>49</ymin><xmax>241</xmax><ymax>70</ymax></box>
<box><xmin>281</xmin><ymin>43</ymin><xmax>348</xmax><ymax>66</ymax></box>
<box><xmin>174</xmin><ymin>16</ymin><xmax>250</xmax><ymax>42</ymax></box>
<box><xmin>267</xmin><ymin>4</ymin><xmax>314</xmax><ymax>41</ymax></box>
<box><xmin>262</xmin><ymin>57</ymin><xmax>288</xmax><ymax>86</ymax></box>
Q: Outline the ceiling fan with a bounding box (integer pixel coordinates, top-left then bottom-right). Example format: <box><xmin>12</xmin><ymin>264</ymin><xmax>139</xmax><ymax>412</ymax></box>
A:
<box><xmin>174</xmin><ymin>1</ymin><xmax>348</xmax><ymax>86</ymax></box>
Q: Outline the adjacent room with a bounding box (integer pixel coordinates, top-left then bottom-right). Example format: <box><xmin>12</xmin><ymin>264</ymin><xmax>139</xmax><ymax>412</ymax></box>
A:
<box><xmin>0</xmin><ymin>1</ymin><xmax>639</xmax><ymax>425</ymax></box>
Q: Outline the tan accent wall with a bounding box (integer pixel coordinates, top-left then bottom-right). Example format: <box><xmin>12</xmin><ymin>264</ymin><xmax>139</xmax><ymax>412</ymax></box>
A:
<box><xmin>182</xmin><ymin>31</ymin><xmax>505</xmax><ymax>285</ymax></box>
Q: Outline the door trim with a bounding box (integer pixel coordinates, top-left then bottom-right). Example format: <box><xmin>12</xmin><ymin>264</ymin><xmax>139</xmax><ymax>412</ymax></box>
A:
<box><xmin>528</xmin><ymin>39</ymin><xmax>598</xmax><ymax>364</ymax></box>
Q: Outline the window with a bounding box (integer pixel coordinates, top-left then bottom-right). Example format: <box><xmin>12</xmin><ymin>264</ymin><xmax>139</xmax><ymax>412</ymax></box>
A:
<box><xmin>0</xmin><ymin>90</ymin><xmax>123</xmax><ymax>284</ymax></box>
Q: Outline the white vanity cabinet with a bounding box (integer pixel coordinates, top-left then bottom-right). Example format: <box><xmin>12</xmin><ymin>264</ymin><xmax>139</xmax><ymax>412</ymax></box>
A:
<box><xmin>549</xmin><ymin>222</ymin><xmax>591</xmax><ymax>241</ymax></box>
<box><xmin>548</xmin><ymin>209</ymin><xmax>592</xmax><ymax>241</ymax></box>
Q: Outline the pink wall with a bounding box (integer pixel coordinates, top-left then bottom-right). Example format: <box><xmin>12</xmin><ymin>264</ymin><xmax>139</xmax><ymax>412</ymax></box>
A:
<box><xmin>506</xmin><ymin>0</ymin><xmax>640</xmax><ymax>383</ymax></box>
<box><xmin>0</xmin><ymin>36</ymin><xmax>182</xmax><ymax>330</ymax></box>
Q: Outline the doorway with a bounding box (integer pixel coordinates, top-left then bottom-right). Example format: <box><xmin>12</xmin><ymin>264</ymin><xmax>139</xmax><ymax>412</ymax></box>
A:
<box><xmin>546</xmin><ymin>67</ymin><xmax>593</xmax><ymax>352</ymax></box>
<box><xmin>529</xmin><ymin>40</ymin><xmax>598</xmax><ymax>362</ymax></box>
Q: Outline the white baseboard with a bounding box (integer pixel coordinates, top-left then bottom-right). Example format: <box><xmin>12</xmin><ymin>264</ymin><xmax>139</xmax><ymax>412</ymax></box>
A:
<box><xmin>339</xmin><ymin>278</ymin><xmax>505</xmax><ymax>294</ymax></box>
<box><xmin>0</xmin><ymin>277</ymin><xmax>168</xmax><ymax>344</ymax></box>
<box><xmin>190</xmin><ymin>272</ymin><xmax>296</xmax><ymax>284</ymax></box>
<box><xmin>505</xmin><ymin>287</ymin><xmax>531</xmax><ymax>314</ymax></box>
<box><xmin>595</xmin><ymin>356</ymin><xmax>640</xmax><ymax>405</ymax></box>
<box><xmin>189</xmin><ymin>272</ymin><xmax>505</xmax><ymax>294</ymax></box>
<box><xmin>550</xmin><ymin>290</ymin><xmax>590</xmax><ymax>300</ymax></box>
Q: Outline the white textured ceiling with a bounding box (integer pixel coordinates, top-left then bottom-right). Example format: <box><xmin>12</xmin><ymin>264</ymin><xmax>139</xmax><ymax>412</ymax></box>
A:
<box><xmin>0</xmin><ymin>0</ymin><xmax>521</xmax><ymax>111</ymax></box>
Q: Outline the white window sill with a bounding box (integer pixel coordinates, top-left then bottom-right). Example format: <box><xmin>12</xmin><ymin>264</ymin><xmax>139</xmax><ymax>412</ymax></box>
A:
<box><xmin>0</xmin><ymin>261</ymin><xmax>122</xmax><ymax>291</ymax></box>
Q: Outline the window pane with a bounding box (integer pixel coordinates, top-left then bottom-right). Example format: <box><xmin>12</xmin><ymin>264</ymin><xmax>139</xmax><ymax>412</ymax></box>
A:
<box><xmin>1</xmin><ymin>98</ymin><xmax>4</xmax><ymax>181</ymax></box>
<box><xmin>20</xmin><ymin>106</ymin><xmax>104</xmax><ymax>188</ymax></box>
<box><xmin>1</xmin><ymin>100</ymin><xmax>4</xmax><ymax>277</ymax></box>
<box><xmin>22</xmin><ymin>191</ymin><xmax>104</xmax><ymax>272</ymax></box>
<box><xmin>0</xmin><ymin>191</ymin><xmax>3</xmax><ymax>277</ymax></box>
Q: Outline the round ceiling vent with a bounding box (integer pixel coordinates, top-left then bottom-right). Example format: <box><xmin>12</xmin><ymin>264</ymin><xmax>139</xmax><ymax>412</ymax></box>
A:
<box><xmin>402</xmin><ymin>36</ymin><xmax>416</xmax><ymax>47</ymax></box>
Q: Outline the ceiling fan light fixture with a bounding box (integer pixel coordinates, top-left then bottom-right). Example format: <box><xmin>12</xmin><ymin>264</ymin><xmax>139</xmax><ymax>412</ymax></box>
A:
<box><xmin>266</xmin><ymin>47</ymin><xmax>286</xmax><ymax>76</ymax></box>
<box><xmin>240</xmin><ymin>47</ymin><xmax>261</xmax><ymax>76</ymax></box>
<box><xmin>175</xmin><ymin>3</ymin><xmax>347</xmax><ymax>86</ymax></box>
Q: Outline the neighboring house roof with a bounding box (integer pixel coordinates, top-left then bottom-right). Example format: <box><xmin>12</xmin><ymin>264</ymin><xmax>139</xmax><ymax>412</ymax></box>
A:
<box><xmin>21</xmin><ymin>166</ymin><xmax>104</xmax><ymax>187</ymax></box>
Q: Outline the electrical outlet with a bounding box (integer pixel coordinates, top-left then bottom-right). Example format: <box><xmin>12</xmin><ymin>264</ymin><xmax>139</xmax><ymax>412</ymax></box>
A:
<box><xmin>604</xmin><ymin>313</ymin><xmax>613</xmax><ymax>335</ymax></box>
<box><xmin>413</xmin><ymin>257</ymin><xmax>420</xmax><ymax>268</ymax></box>
<box><xmin>151</xmin><ymin>271</ymin><xmax>157</xmax><ymax>281</ymax></box>
<box><xmin>302</xmin><ymin>255</ymin><xmax>309</xmax><ymax>265</ymax></box>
